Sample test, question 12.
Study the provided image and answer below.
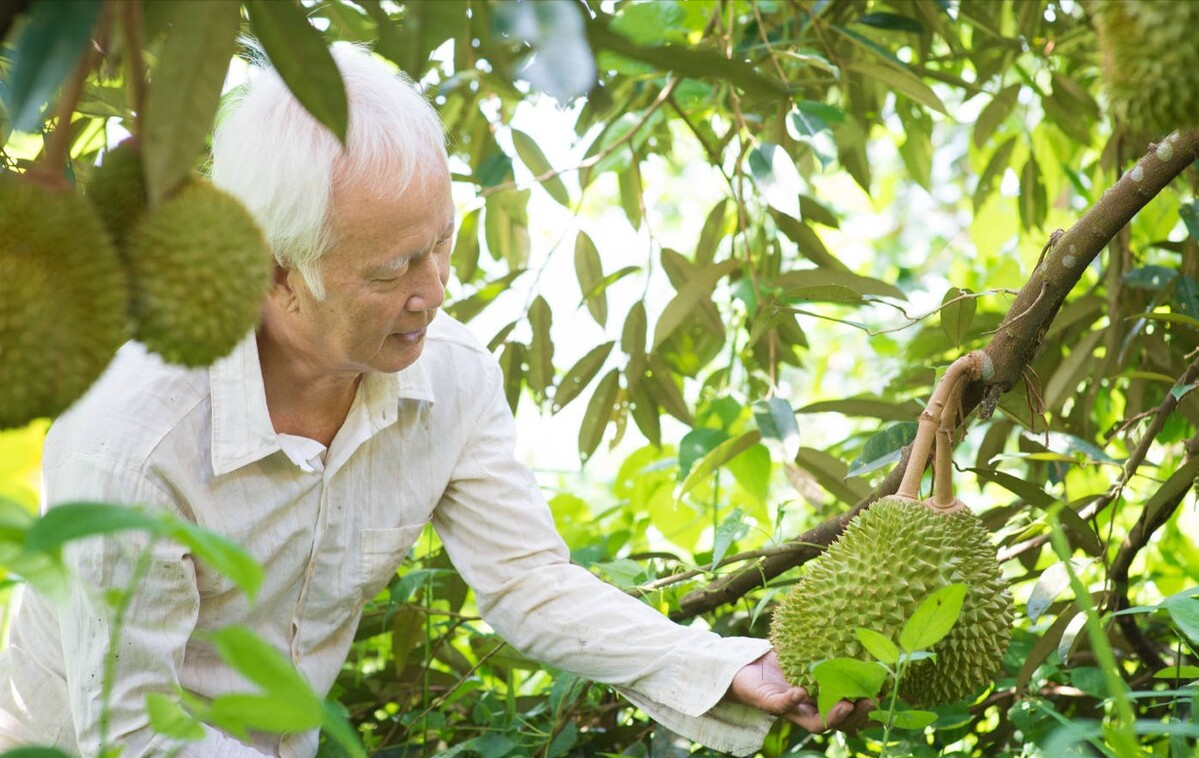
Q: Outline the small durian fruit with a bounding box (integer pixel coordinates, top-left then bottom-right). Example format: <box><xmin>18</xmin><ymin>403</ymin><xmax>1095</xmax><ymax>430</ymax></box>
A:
<box><xmin>770</xmin><ymin>495</ymin><xmax>1013</xmax><ymax>707</ymax></box>
<box><xmin>87</xmin><ymin>138</ymin><xmax>149</xmax><ymax>249</ymax></box>
<box><xmin>1091</xmin><ymin>0</ymin><xmax>1199</xmax><ymax>138</ymax></box>
<box><xmin>0</xmin><ymin>172</ymin><xmax>129</xmax><ymax>429</ymax></box>
<box><xmin>125</xmin><ymin>179</ymin><xmax>272</xmax><ymax>366</ymax></box>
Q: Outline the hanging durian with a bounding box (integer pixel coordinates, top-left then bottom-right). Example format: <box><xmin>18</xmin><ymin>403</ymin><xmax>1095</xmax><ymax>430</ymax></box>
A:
<box><xmin>87</xmin><ymin>138</ymin><xmax>149</xmax><ymax>249</ymax></box>
<box><xmin>770</xmin><ymin>354</ymin><xmax>1013</xmax><ymax>707</ymax></box>
<box><xmin>770</xmin><ymin>495</ymin><xmax>1012</xmax><ymax>707</ymax></box>
<box><xmin>124</xmin><ymin>179</ymin><xmax>272</xmax><ymax>366</ymax></box>
<box><xmin>1091</xmin><ymin>0</ymin><xmax>1199</xmax><ymax>137</ymax></box>
<box><xmin>0</xmin><ymin>172</ymin><xmax>129</xmax><ymax>429</ymax></box>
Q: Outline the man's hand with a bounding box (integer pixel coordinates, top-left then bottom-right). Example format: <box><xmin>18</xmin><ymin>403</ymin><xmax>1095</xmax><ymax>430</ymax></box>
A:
<box><xmin>726</xmin><ymin>651</ymin><xmax>874</xmax><ymax>733</ymax></box>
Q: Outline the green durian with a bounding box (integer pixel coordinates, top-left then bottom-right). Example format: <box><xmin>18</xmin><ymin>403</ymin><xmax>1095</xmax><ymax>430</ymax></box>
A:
<box><xmin>0</xmin><ymin>173</ymin><xmax>129</xmax><ymax>429</ymax></box>
<box><xmin>770</xmin><ymin>496</ymin><xmax>1013</xmax><ymax>707</ymax></box>
<box><xmin>125</xmin><ymin>179</ymin><xmax>272</xmax><ymax>367</ymax></box>
<box><xmin>87</xmin><ymin>138</ymin><xmax>149</xmax><ymax>249</ymax></box>
<box><xmin>1091</xmin><ymin>0</ymin><xmax>1199</xmax><ymax>138</ymax></box>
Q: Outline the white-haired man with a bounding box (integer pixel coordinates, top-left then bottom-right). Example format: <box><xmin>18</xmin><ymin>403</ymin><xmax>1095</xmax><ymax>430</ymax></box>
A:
<box><xmin>0</xmin><ymin>47</ymin><xmax>869</xmax><ymax>757</ymax></box>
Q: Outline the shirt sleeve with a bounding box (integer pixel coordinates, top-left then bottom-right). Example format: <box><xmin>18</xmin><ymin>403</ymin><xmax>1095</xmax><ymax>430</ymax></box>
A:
<box><xmin>45</xmin><ymin>453</ymin><xmax>272</xmax><ymax>758</ymax></box>
<box><xmin>431</xmin><ymin>363</ymin><xmax>777</xmax><ymax>756</ymax></box>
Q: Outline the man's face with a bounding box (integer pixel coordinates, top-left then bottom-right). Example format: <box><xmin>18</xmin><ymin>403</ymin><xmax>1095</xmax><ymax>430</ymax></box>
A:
<box><xmin>289</xmin><ymin>158</ymin><xmax>455</xmax><ymax>376</ymax></box>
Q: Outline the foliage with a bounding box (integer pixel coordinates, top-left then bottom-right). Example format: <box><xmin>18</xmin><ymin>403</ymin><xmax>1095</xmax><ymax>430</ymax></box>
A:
<box><xmin>2</xmin><ymin>1</ymin><xmax>1199</xmax><ymax>757</ymax></box>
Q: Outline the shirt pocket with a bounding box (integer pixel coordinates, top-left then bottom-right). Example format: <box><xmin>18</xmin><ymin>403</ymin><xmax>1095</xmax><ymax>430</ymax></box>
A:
<box><xmin>359</xmin><ymin>524</ymin><xmax>426</xmax><ymax>601</ymax></box>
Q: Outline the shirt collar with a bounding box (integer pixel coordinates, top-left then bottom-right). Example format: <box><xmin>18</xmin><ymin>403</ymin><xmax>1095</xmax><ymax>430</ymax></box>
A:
<box><xmin>209</xmin><ymin>333</ymin><xmax>281</xmax><ymax>477</ymax></box>
<box><xmin>208</xmin><ymin>333</ymin><xmax>439</xmax><ymax>477</ymax></box>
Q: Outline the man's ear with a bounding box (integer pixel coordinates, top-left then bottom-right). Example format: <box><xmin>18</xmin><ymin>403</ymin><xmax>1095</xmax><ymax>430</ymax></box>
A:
<box><xmin>268</xmin><ymin>263</ymin><xmax>302</xmax><ymax>313</ymax></box>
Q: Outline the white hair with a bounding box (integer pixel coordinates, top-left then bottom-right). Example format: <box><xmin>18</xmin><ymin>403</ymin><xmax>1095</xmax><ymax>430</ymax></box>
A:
<box><xmin>210</xmin><ymin>44</ymin><xmax>447</xmax><ymax>299</ymax></box>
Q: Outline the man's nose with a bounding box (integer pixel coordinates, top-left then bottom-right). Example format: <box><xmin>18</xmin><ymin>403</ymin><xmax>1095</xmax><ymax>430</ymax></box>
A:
<box><xmin>407</xmin><ymin>255</ymin><xmax>445</xmax><ymax>312</ymax></box>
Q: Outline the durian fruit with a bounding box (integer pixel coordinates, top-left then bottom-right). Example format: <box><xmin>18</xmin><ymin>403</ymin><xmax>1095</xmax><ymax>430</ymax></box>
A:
<box><xmin>1091</xmin><ymin>0</ymin><xmax>1199</xmax><ymax>138</ymax></box>
<box><xmin>0</xmin><ymin>172</ymin><xmax>129</xmax><ymax>429</ymax></box>
<box><xmin>770</xmin><ymin>496</ymin><xmax>1013</xmax><ymax>707</ymax></box>
<box><xmin>124</xmin><ymin>179</ymin><xmax>272</xmax><ymax>366</ymax></box>
<box><xmin>87</xmin><ymin>139</ymin><xmax>149</xmax><ymax>249</ymax></box>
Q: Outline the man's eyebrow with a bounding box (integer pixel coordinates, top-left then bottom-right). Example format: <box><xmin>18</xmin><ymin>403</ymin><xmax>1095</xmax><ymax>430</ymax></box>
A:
<box><xmin>371</xmin><ymin>219</ymin><xmax>457</xmax><ymax>275</ymax></box>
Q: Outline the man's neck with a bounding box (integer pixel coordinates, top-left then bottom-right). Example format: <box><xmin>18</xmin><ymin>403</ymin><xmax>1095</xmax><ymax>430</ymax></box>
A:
<box><xmin>256</xmin><ymin>330</ymin><xmax>361</xmax><ymax>447</ymax></box>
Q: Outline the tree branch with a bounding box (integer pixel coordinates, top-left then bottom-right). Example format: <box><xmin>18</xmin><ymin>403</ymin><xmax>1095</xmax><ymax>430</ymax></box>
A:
<box><xmin>673</xmin><ymin>130</ymin><xmax>1199</xmax><ymax>621</ymax></box>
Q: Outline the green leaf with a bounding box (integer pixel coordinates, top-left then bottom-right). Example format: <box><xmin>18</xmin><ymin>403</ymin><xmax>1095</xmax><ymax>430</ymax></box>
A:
<box><xmin>846</xmin><ymin>422</ymin><xmax>918</xmax><ymax>478</ymax></box>
<box><xmin>1026</xmin><ymin>558</ymin><xmax>1093</xmax><ymax>622</ymax></box>
<box><xmin>854</xmin><ymin>12</ymin><xmax>923</xmax><ymax>33</ymax></box>
<box><xmin>512</xmin><ymin>128</ymin><xmax>570</xmax><ymax>206</ymax></box>
<box><xmin>677</xmin><ymin>430</ymin><xmax>761</xmax><ymax>500</ymax></box>
<box><xmin>711</xmin><ymin>507</ymin><xmax>745</xmax><ymax>569</ymax></box>
<box><xmin>207</xmin><ymin>626</ymin><xmax>319</xmax><ymax>701</ymax></box>
<box><xmin>245</xmin><ymin>0</ymin><xmax>348</xmax><ymax>143</ymax></box>
<box><xmin>526</xmin><ymin>296</ymin><xmax>554</xmax><ymax>395</ymax></box>
<box><xmin>651</xmin><ymin>258</ymin><xmax>739</xmax><ymax>349</ymax></box>
<box><xmin>847</xmin><ymin>61</ymin><xmax>948</xmax><ymax>115</ymax></box>
<box><xmin>810</xmin><ymin>658</ymin><xmax>888</xmax><ymax>718</ymax></box>
<box><xmin>694</xmin><ymin>199</ymin><xmax>729</xmax><ymax>266</ymax></box>
<box><xmin>2</xmin><ymin>0</ymin><xmax>101</xmax><ymax>133</ymax></box>
<box><xmin>775</xmin><ymin>268</ymin><xmax>906</xmax><ymax>302</ymax></box>
<box><xmin>973</xmin><ymin>136</ymin><xmax>1017</xmax><ymax>210</ymax></box>
<box><xmin>940</xmin><ymin>287</ymin><xmax>976</xmax><ymax>346</ymax></box>
<box><xmin>589</xmin><ymin>23</ymin><xmax>789</xmax><ymax>101</ymax></box>
<box><xmin>495</xmin><ymin>0</ymin><xmax>595</xmax><ymax>100</ymax></box>
<box><xmin>321</xmin><ymin>700</ymin><xmax>368</xmax><ymax>758</ymax></box>
<box><xmin>748</xmin><ymin>142</ymin><xmax>801</xmax><ymax>219</ymax></box>
<box><xmin>450</xmin><ymin>207</ymin><xmax>481</xmax><ymax>284</ymax></box>
<box><xmin>160</xmin><ymin>516</ymin><xmax>264</xmax><ymax>602</ymax></box>
<box><xmin>888</xmin><ymin>710</ymin><xmax>938</xmax><ymax>730</ymax></box>
<box><xmin>678</xmin><ymin>427</ymin><xmax>729</xmax><ymax>480</ymax></box>
<box><xmin>1154</xmin><ymin>666</ymin><xmax>1199</xmax><ymax>680</ymax></box>
<box><xmin>142</xmin><ymin>0</ymin><xmax>241</xmax><ymax>204</ymax></box>
<box><xmin>1018</xmin><ymin>151</ymin><xmax>1046</xmax><ymax>230</ymax></box>
<box><xmin>972</xmin><ymin>83</ymin><xmax>1020</xmax><ymax>148</ymax></box>
<box><xmin>753</xmin><ymin>397</ymin><xmax>800</xmax><ymax>461</ymax></box>
<box><xmin>609</xmin><ymin>0</ymin><xmax>686</xmax><ymax>46</ymax></box>
<box><xmin>578</xmin><ymin>369</ymin><xmax>620</xmax><ymax>462</ymax></box>
<box><xmin>0</xmin><ymin>749</ymin><xmax>78</xmax><ymax>758</ymax></box>
<box><xmin>573</xmin><ymin>231</ymin><xmax>604</xmax><ymax>326</ymax></box>
<box><xmin>771</xmin><ymin>210</ymin><xmax>851</xmax><ymax>271</ymax></box>
<box><xmin>617</xmin><ymin>149</ymin><xmax>643</xmax><ymax>229</ymax></box>
<box><xmin>552</xmin><ymin>341</ymin><xmax>615</xmax><ymax>412</ymax></box>
<box><xmin>1165</xmin><ymin>596</ymin><xmax>1199</xmax><ymax>645</ymax></box>
<box><xmin>1180</xmin><ymin>201</ymin><xmax>1199</xmax><ymax>242</ymax></box>
<box><xmin>25</xmin><ymin>502</ymin><xmax>163</xmax><ymax>553</ymax></box>
<box><xmin>899</xmin><ymin>583</ymin><xmax>967</xmax><ymax>652</ymax></box>
<box><xmin>206</xmin><ymin>692</ymin><xmax>322</xmax><ymax>736</ymax></box>
<box><xmin>145</xmin><ymin>692</ymin><xmax>205</xmax><ymax>741</ymax></box>
<box><xmin>854</xmin><ymin>627</ymin><xmax>899</xmax><ymax>665</ymax></box>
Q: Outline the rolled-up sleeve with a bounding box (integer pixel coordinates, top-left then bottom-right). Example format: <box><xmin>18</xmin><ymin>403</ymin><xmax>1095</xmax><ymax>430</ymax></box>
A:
<box><xmin>47</xmin><ymin>455</ymin><xmax>270</xmax><ymax>758</ymax></box>
<box><xmin>432</xmin><ymin>363</ymin><xmax>776</xmax><ymax>756</ymax></box>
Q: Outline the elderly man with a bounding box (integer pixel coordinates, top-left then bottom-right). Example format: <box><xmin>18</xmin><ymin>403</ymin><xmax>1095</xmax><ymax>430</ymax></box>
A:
<box><xmin>0</xmin><ymin>46</ymin><xmax>868</xmax><ymax>757</ymax></box>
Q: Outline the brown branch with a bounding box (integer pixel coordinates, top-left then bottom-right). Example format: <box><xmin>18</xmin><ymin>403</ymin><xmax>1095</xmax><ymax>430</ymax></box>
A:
<box><xmin>672</xmin><ymin>130</ymin><xmax>1199</xmax><ymax>621</ymax></box>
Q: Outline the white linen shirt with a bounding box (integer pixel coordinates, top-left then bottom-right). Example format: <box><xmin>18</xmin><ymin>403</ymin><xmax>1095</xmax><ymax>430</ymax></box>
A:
<box><xmin>0</xmin><ymin>315</ymin><xmax>773</xmax><ymax>757</ymax></box>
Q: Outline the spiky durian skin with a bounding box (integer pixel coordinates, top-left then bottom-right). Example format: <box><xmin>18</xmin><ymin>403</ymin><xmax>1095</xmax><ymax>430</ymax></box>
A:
<box><xmin>125</xmin><ymin>180</ymin><xmax>272</xmax><ymax>366</ymax></box>
<box><xmin>1091</xmin><ymin>0</ymin><xmax>1199</xmax><ymax>137</ymax></box>
<box><xmin>87</xmin><ymin>139</ymin><xmax>148</xmax><ymax>249</ymax></box>
<box><xmin>0</xmin><ymin>174</ymin><xmax>129</xmax><ymax>429</ymax></box>
<box><xmin>770</xmin><ymin>496</ymin><xmax>1013</xmax><ymax>707</ymax></box>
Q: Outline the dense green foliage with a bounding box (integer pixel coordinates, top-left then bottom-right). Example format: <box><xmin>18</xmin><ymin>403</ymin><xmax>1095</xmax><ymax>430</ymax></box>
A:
<box><xmin>2</xmin><ymin>1</ymin><xmax>1198</xmax><ymax>757</ymax></box>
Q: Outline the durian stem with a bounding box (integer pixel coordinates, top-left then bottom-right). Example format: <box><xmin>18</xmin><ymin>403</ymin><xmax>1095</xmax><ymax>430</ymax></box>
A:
<box><xmin>897</xmin><ymin>352</ymin><xmax>985</xmax><ymax>501</ymax></box>
<box><xmin>38</xmin><ymin>41</ymin><xmax>96</xmax><ymax>182</ymax></box>
<box><xmin>122</xmin><ymin>0</ymin><xmax>146</xmax><ymax>127</ymax></box>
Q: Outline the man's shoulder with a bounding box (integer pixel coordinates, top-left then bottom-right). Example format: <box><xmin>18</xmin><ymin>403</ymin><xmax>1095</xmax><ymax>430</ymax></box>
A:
<box><xmin>45</xmin><ymin>341</ymin><xmax>210</xmax><ymax>466</ymax></box>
